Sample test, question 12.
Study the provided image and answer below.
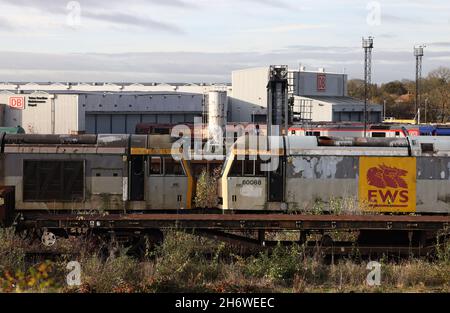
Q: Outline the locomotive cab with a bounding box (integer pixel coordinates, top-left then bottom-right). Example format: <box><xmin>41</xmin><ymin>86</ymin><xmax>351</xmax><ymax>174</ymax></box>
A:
<box><xmin>220</xmin><ymin>135</ymin><xmax>286</xmax><ymax>211</ymax></box>
<box><xmin>129</xmin><ymin>135</ymin><xmax>194</xmax><ymax>210</ymax></box>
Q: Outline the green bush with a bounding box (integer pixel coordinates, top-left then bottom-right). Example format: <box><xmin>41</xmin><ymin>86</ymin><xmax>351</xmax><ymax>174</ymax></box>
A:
<box><xmin>150</xmin><ymin>231</ymin><xmax>223</xmax><ymax>291</ymax></box>
<box><xmin>244</xmin><ymin>244</ymin><xmax>306</xmax><ymax>283</ymax></box>
<box><xmin>194</xmin><ymin>168</ymin><xmax>221</xmax><ymax>208</ymax></box>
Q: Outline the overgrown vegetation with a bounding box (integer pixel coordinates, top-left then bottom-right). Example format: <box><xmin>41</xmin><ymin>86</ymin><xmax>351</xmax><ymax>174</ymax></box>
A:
<box><xmin>1</xmin><ymin>229</ymin><xmax>449</xmax><ymax>293</ymax></box>
<box><xmin>194</xmin><ymin>167</ymin><xmax>221</xmax><ymax>208</ymax></box>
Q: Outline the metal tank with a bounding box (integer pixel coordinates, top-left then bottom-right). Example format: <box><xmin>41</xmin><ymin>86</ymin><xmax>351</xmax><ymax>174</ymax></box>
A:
<box><xmin>207</xmin><ymin>91</ymin><xmax>227</xmax><ymax>144</ymax></box>
<box><xmin>0</xmin><ymin>104</ymin><xmax>4</xmax><ymax>127</ymax></box>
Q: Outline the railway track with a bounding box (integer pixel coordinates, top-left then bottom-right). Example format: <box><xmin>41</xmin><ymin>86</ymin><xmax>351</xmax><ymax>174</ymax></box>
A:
<box><xmin>23</xmin><ymin>213</ymin><xmax>450</xmax><ymax>232</ymax></box>
<box><xmin>14</xmin><ymin>213</ymin><xmax>450</xmax><ymax>258</ymax></box>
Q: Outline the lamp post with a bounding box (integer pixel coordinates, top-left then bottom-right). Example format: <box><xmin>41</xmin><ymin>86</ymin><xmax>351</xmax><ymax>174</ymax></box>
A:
<box><xmin>362</xmin><ymin>37</ymin><xmax>374</xmax><ymax>137</ymax></box>
<box><xmin>414</xmin><ymin>45</ymin><xmax>425</xmax><ymax>125</ymax></box>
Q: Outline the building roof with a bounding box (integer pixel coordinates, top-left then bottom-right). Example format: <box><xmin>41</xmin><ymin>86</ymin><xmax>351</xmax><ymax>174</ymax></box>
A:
<box><xmin>0</xmin><ymin>90</ymin><xmax>203</xmax><ymax>96</ymax></box>
<box><xmin>298</xmin><ymin>96</ymin><xmax>382</xmax><ymax>111</ymax></box>
<box><xmin>0</xmin><ymin>82</ymin><xmax>231</xmax><ymax>87</ymax></box>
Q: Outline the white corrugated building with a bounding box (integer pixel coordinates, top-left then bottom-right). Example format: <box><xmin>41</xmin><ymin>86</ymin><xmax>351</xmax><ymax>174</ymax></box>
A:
<box><xmin>0</xmin><ymin>90</ymin><xmax>204</xmax><ymax>134</ymax></box>
<box><xmin>229</xmin><ymin>67</ymin><xmax>382</xmax><ymax>123</ymax></box>
<box><xmin>0</xmin><ymin>82</ymin><xmax>232</xmax><ymax>134</ymax></box>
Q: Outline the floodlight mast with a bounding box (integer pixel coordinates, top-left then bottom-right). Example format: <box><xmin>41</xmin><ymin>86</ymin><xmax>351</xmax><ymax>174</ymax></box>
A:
<box><xmin>414</xmin><ymin>45</ymin><xmax>425</xmax><ymax>125</ymax></box>
<box><xmin>362</xmin><ymin>37</ymin><xmax>374</xmax><ymax>137</ymax></box>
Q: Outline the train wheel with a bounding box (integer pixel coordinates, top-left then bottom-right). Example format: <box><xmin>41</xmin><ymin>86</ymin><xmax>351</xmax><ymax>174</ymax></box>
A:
<box><xmin>41</xmin><ymin>231</ymin><xmax>57</xmax><ymax>247</ymax></box>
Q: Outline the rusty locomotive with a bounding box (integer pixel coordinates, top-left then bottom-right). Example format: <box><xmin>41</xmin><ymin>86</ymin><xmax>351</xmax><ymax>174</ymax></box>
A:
<box><xmin>0</xmin><ymin>133</ymin><xmax>450</xmax><ymax>222</ymax></box>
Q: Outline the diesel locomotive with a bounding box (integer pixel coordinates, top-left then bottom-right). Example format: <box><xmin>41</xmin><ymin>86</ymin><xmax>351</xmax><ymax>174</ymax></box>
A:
<box><xmin>0</xmin><ymin>133</ymin><xmax>450</xmax><ymax>219</ymax></box>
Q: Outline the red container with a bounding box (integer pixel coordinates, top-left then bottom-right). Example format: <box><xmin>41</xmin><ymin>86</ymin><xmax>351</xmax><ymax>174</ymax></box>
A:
<box><xmin>0</xmin><ymin>186</ymin><xmax>15</xmax><ymax>227</ymax></box>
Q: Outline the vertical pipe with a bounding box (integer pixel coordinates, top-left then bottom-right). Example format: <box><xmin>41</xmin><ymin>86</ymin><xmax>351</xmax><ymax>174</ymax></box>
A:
<box><xmin>415</xmin><ymin>55</ymin><xmax>419</xmax><ymax>125</ymax></box>
<box><xmin>51</xmin><ymin>98</ymin><xmax>55</xmax><ymax>134</ymax></box>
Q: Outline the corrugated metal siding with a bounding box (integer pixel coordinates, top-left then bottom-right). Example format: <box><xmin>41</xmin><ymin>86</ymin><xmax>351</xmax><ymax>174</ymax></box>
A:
<box><xmin>54</xmin><ymin>95</ymin><xmax>79</xmax><ymax>134</ymax></box>
<box><xmin>18</xmin><ymin>94</ymin><xmax>52</xmax><ymax>134</ymax></box>
<box><xmin>0</xmin><ymin>94</ymin><xmax>80</xmax><ymax>134</ymax></box>
<box><xmin>86</xmin><ymin>113</ymin><xmax>199</xmax><ymax>134</ymax></box>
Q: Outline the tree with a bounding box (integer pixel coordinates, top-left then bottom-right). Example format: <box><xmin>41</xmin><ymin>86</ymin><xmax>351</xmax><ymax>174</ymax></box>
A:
<box><xmin>347</xmin><ymin>67</ymin><xmax>450</xmax><ymax>123</ymax></box>
<box><xmin>380</xmin><ymin>81</ymin><xmax>407</xmax><ymax>95</ymax></box>
<box><xmin>347</xmin><ymin>79</ymin><xmax>365</xmax><ymax>100</ymax></box>
<box><xmin>427</xmin><ymin>67</ymin><xmax>450</xmax><ymax>123</ymax></box>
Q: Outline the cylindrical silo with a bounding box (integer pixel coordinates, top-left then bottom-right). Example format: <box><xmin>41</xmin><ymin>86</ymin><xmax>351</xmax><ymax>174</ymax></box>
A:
<box><xmin>0</xmin><ymin>104</ymin><xmax>4</xmax><ymax>127</ymax></box>
<box><xmin>208</xmin><ymin>91</ymin><xmax>227</xmax><ymax>143</ymax></box>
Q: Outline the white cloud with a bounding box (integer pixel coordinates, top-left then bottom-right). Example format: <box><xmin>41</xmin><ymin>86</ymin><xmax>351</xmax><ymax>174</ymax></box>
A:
<box><xmin>244</xmin><ymin>23</ymin><xmax>330</xmax><ymax>33</ymax></box>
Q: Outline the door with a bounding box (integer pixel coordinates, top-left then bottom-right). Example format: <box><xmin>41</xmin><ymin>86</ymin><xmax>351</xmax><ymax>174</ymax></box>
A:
<box><xmin>267</xmin><ymin>157</ymin><xmax>285</xmax><ymax>202</ymax></box>
<box><xmin>130</xmin><ymin>156</ymin><xmax>145</xmax><ymax>201</ymax></box>
<box><xmin>146</xmin><ymin>156</ymin><xmax>188</xmax><ymax>210</ymax></box>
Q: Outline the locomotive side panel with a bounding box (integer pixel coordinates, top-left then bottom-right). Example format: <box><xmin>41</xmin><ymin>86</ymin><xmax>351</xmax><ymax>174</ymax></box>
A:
<box><xmin>3</xmin><ymin>153</ymin><xmax>127</xmax><ymax>211</ymax></box>
<box><xmin>226</xmin><ymin>177</ymin><xmax>267</xmax><ymax>211</ymax></box>
<box><xmin>416</xmin><ymin>157</ymin><xmax>450</xmax><ymax>213</ymax></box>
<box><xmin>285</xmin><ymin>156</ymin><xmax>358</xmax><ymax>212</ymax></box>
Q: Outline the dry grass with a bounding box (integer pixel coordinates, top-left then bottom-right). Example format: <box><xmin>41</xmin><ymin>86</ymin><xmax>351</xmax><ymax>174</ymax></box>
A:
<box><xmin>0</xmin><ymin>229</ymin><xmax>449</xmax><ymax>293</ymax></box>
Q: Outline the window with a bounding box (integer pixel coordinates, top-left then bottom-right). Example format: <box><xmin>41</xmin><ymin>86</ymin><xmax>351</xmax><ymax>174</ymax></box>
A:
<box><xmin>255</xmin><ymin>159</ymin><xmax>267</xmax><ymax>177</ymax></box>
<box><xmin>230</xmin><ymin>158</ymin><xmax>267</xmax><ymax>177</ymax></box>
<box><xmin>372</xmin><ymin>132</ymin><xmax>386</xmax><ymax>138</ymax></box>
<box><xmin>154</xmin><ymin>128</ymin><xmax>170</xmax><ymax>135</ymax></box>
<box><xmin>23</xmin><ymin>161</ymin><xmax>84</xmax><ymax>202</ymax></box>
<box><xmin>306</xmin><ymin>131</ymin><xmax>321</xmax><ymax>137</ymax></box>
<box><xmin>149</xmin><ymin>157</ymin><xmax>185</xmax><ymax>176</ymax></box>
<box><xmin>164</xmin><ymin>157</ymin><xmax>185</xmax><ymax>176</ymax></box>
<box><xmin>230</xmin><ymin>159</ymin><xmax>243</xmax><ymax>176</ymax></box>
<box><xmin>421</xmin><ymin>143</ymin><xmax>434</xmax><ymax>153</ymax></box>
<box><xmin>149</xmin><ymin>157</ymin><xmax>163</xmax><ymax>175</ymax></box>
<box><xmin>243</xmin><ymin>160</ymin><xmax>255</xmax><ymax>176</ymax></box>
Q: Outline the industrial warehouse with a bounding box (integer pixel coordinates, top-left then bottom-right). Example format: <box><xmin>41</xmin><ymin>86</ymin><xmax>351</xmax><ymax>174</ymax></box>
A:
<box><xmin>0</xmin><ymin>66</ymin><xmax>383</xmax><ymax>135</ymax></box>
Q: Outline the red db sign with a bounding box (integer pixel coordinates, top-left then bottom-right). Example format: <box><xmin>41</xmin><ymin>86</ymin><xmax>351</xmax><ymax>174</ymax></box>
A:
<box><xmin>9</xmin><ymin>97</ymin><xmax>25</xmax><ymax>110</ymax></box>
<box><xmin>317</xmin><ymin>74</ymin><xmax>326</xmax><ymax>91</ymax></box>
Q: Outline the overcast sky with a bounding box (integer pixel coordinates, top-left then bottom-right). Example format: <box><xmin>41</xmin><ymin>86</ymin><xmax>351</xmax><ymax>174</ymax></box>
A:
<box><xmin>0</xmin><ymin>0</ymin><xmax>449</xmax><ymax>83</ymax></box>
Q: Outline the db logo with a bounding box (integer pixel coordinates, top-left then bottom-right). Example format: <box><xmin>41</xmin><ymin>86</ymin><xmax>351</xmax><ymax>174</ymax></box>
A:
<box><xmin>317</xmin><ymin>74</ymin><xmax>326</xmax><ymax>91</ymax></box>
<box><xmin>9</xmin><ymin>97</ymin><xmax>25</xmax><ymax>110</ymax></box>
